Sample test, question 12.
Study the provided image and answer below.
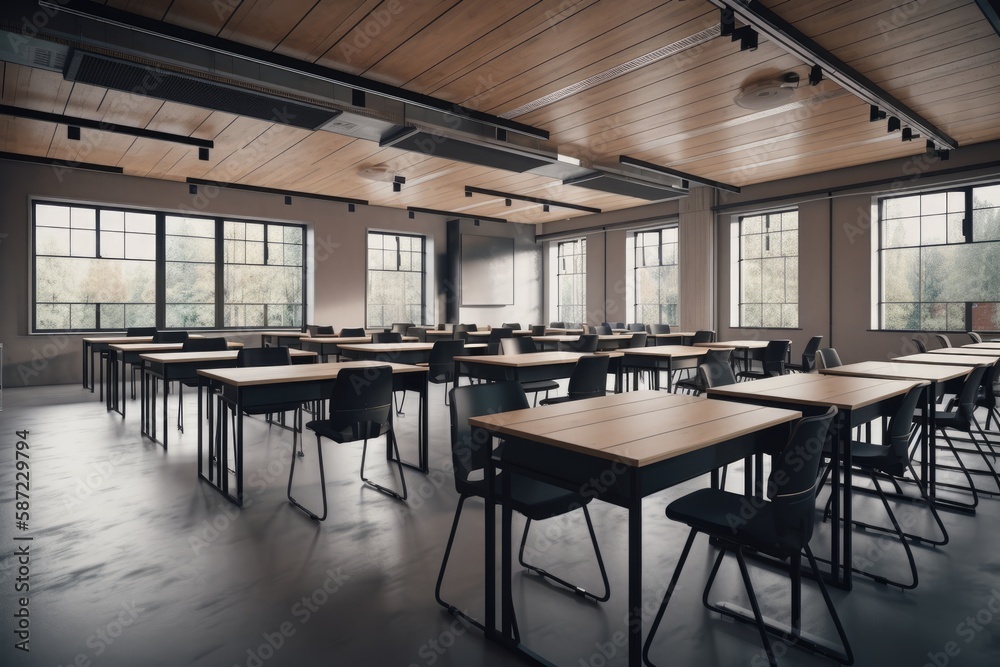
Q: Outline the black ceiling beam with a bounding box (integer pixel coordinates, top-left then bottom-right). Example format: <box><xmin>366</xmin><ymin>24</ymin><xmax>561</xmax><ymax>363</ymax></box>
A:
<box><xmin>0</xmin><ymin>104</ymin><xmax>214</xmax><ymax>148</ymax></box>
<box><xmin>406</xmin><ymin>206</ymin><xmax>508</xmax><ymax>224</ymax></box>
<box><xmin>975</xmin><ymin>0</ymin><xmax>1000</xmax><ymax>37</ymax></box>
<box><xmin>39</xmin><ymin>0</ymin><xmax>548</xmax><ymax>141</ymax></box>
<box><xmin>0</xmin><ymin>150</ymin><xmax>123</xmax><ymax>173</ymax></box>
<box><xmin>618</xmin><ymin>156</ymin><xmax>741</xmax><ymax>194</ymax></box>
<box><xmin>708</xmin><ymin>0</ymin><xmax>957</xmax><ymax>150</ymax></box>
<box><xmin>185</xmin><ymin>178</ymin><xmax>368</xmax><ymax>206</ymax></box>
<box><xmin>463</xmin><ymin>186</ymin><xmax>602</xmax><ymax>213</ymax></box>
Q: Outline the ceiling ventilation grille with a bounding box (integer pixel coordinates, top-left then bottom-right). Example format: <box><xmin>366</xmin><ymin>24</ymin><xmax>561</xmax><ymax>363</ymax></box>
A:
<box><xmin>64</xmin><ymin>50</ymin><xmax>342</xmax><ymax>130</ymax></box>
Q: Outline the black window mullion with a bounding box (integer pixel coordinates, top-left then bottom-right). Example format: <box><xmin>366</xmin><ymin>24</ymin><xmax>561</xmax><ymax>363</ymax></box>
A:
<box><xmin>215</xmin><ymin>218</ymin><xmax>225</xmax><ymax>328</ymax></box>
<box><xmin>155</xmin><ymin>212</ymin><xmax>166</xmax><ymax>329</ymax></box>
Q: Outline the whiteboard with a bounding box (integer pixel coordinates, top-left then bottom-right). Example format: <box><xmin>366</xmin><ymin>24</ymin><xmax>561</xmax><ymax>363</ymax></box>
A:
<box><xmin>461</xmin><ymin>234</ymin><xmax>514</xmax><ymax>305</ymax></box>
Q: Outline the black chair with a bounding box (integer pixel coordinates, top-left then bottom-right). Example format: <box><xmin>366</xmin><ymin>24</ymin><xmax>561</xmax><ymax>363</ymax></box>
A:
<box><xmin>968</xmin><ymin>331</ymin><xmax>983</xmax><ymax>344</ymax></box>
<box><xmin>372</xmin><ymin>331</ymin><xmax>403</xmax><ymax>343</ymax></box>
<box><xmin>153</xmin><ymin>331</ymin><xmax>189</xmax><ymax>343</ymax></box>
<box><xmin>629</xmin><ymin>332</ymin><xmax>647</xmax><ymax>347</ymax></box>
<box><xmin>558</xmin><ymin>334</ymin><xmax>598</xmax><ymax>353</ymax></box>
<box><xmin>530</xmin><ymin>324</ymin><xmax>547</xmax><ymax>336</ymax></box>
<box><xmin>912</xmin><ymin>364</ymin><xmax>997</xmax><ymax>511</ymax></box>
<box><xmin>815</xmin><ymin>347</ymin><xmax>842</xmax><ymax>370</ymax></box>
<box><xmin>933</xmin><ymin>333</ymin><xmax>952</xmax><ymax>348</ymax></box>
<box><xmin>291</xmin><ymin>365</ymin><xmax>406</xmax><ymax>520</ymax></box>
<box><xmin>500</xmin><ymin>337</ymin><xmax>560</xmax><ymax>405</ymax></box>
<box><xmin>127</xmin><ymin>327</ymin><xmax>157</xmax><ymax>337</ymax></box>
<box><xmin>642</xmin><ymin>407</ymin><xmax>851</xmax><ymax>667</ymax></box>
<box><xmin>453</xmin><ymin>323</ymin><xmax>477</xmax><ymax>341</ymax></box>
<box><xmin>627</xmin><ymin>323</ymin><xmax>645</xmax><ymax>332</ymax></box>
<box><xmin>649</xmin><ymin>323</ymin><xmax>671</xmax><ymax>335</ymax></box>
<box><xmin>911</xmin><ymin>338</ymin><xmax>927</xmax><ymax>353</ymax></box>
<box><xmin>340</xmin><ymin>327</ymin><xmax>366</xmax><ymax>337</ymax></box>
<box><xmin>612</xmin><ymin>322</ymin><xmax>625</xmax><ymax>329</ymax></box>
<box><xmin>176</xmin><ymin>337</ymin><xmax>229</xmax><ymax>431</ymax></box>
<box><xmin>486</xmin><ymin>327</ymin><xmax>514</xmax><ymax>355</ymax></box>
<box><xmin>816</xmin><ymin>384</ymin><xmax>944</xmax><ymax>590</ymax></box>
<box><xmin>315</xmin><ymin>326</ymin><xmax>335</xmax><ymax>335</ymax></box>
<box><xmin>738</xmin><ymin>339</ymin><xmax>789</xmax><ymax>381</ymax></box>
<box><xmin>548</xmin><ymin>321</ymin><xmax>565</xmax><ymax>328</ymax></box>
<box><xmin>675</xmin><ymin>349</ymin><xmax>733</xmax><ymax>395</ymax></box>
<box><xmin>539</xmin><ymin>354</ymin><xmax>609</xmax><ymax>405</ymax></box>
<box><xmin>390</xmin><ymin>322</ymin><xmax>414</xmax><ymax>335</ymax></box>
<box><xmin>786</xmin><ymin>335</ymin><xmax>823</xmax><ymax>373</ymax></box>
<box><xmin>417</xmin><ymin>339</ymin><xmax>465</xmax><ymax>404</ymax></box>
<box><xmin>231</xmin><ymin>347</ymin><xmax>304</xmax><ymax>467</ymax></box>
<box><xmin>437</xmin><ymin>323</ymin><xmax>453</xmax><ymax>332</ymax></box>
<box><xmin>595</xmin><ymin>324</ymin><xmax>612</xmax><ymax>335</ymax></box>
<box><xmin>502</xmin><ymin>322</ymin><xmax>521</xmax><ymax>331</ymax></box>
<box><xmin>435</xmin><ymin>381</ymin><xmax>610</xmax><ymax>631</ymax></box>
<box><xmin>405</xmin><ymin>326</ymin><xmax>427</xmax><ymax>342</ymax></box>
<box><xmin>691</xmin><ymin>330</ymin><xmax>716</xmax><ymax>344</ymax></box>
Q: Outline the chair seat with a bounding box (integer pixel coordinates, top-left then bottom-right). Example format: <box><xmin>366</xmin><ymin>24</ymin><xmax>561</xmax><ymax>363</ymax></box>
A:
<box><xmin>666</xmin><ymin>488</ymin><xmax>793</xmax><ymax>559</ymax></box>
<box><xmin>823</xmin><ymin>440</ymin><xmax>906</xmax><ymax>476</ymax></box>
<box><xmin>912</xmin><ymin>408</ymin><xmax>965</xmax><ymax>429</ymax></box>
<box><xmin>245</xmin><ymin>402</ymin><xmax>302</xmax><ymax>416</ymax></box>
<box><xmin>461</xmin><ymin>471</ymin><xmax>592</xmax><ymax>521</ymax></box>
<box><xmin>306</xmin><ymin>419</ymin><xmax>390</xmax><ymax>442</ymax></box>
<box><xmin>521</xmin><ymin>380</ymin><xmax>560</xmax><ymax>393</ymax></box>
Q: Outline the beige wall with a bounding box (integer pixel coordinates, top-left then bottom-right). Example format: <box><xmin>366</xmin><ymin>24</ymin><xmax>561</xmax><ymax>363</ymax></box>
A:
<box><xmin>0</xmin><ymin>161</ymin><xmax>540</xmax><ymax>387</ymax></box>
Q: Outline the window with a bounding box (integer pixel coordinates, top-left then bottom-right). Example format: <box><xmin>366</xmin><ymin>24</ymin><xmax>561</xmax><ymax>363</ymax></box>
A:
<box><xmin>556</xmin><ymin>238</ymin><xmax>586</xmax><ymax>324</ymax></box>
<box><xmin>632</xmin><ymin>228</ymin><xmax>678</xmax><ymax>324</ymax></box>
<box><xmin>734</xmin><ymin>210</ymin><xmax>798</xmax><ymax>328</ymax></box>
<box><xmin>877</xmin><ymin>182</ymin><xmax>1000</xmax><ymax>331</ymax></box>
<box><xmin>32</xmin><ymin>201</ymin><xmax>306</xmax><ymax>332</ymax></box>
<box><xmin>367</xmin><ymin>231</ymin><xmax>425</xmax><ymax>327</ymax></box>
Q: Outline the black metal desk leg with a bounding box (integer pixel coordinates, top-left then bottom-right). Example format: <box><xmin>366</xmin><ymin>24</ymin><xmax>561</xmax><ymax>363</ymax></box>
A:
<box><xmin>236</xmin><ymin>392</ymin><xmax>244</xmax><ymax>505</ymax></box>
<box><xmin>842</xmin><ymin>418</ymin><xmax>853</xmax><ymax>590</ymax></box>
<box><xmin>628</xmin><ymin>468</ymin><xmax>643</xmax><ymax>667</ymax></box>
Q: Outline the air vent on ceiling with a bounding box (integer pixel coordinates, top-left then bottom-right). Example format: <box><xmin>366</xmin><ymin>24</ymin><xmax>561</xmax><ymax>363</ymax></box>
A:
<box><xmin>380</xmin><ymin>127</ymin><xmax>553</xmax><ymax>173</ymax></box>
<box><xmin>63</xmin><ymin>50</ymin><xmax>342</xmax><ymax>130</ymax></box>
<box><xmin>562</xmin><ymin>172</ymin><xmax>688</xmax><ymax>201</ymax></box>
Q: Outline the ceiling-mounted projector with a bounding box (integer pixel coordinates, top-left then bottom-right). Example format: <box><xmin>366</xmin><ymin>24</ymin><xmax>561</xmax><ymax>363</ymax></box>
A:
<box><xmin>735</xmin><ymin>72</ymin><xmax>801</xmax><ymax>110</ymax></box>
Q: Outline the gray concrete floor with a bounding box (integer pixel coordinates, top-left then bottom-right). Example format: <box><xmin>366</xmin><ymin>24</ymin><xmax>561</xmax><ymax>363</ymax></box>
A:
<box><xmin>1</xmin><ymin>382</ymin><xmax>1000</xmax><ymax>667</ymax></box>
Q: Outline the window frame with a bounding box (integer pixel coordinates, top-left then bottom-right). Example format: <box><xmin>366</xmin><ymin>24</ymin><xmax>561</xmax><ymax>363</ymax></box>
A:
<box><xmin>555</xmin><ymin>238</ymin><xmax>587</xmax><ymax>324</ymax></box>
<box><xmin>30</xmin><ymin>199</ymin><xmax>307</xmax><ymax>333</ymax></box>
<box><xmin>365</xmin><ymin>230</ymin><xmax>427</xmax><ymax>328</ymax></box>
<box><xmin>631</xmin><ymin>226</ymin><xmax>679</xmax><ymax>325</ymax></box>
<box><xmin>733</xmin><ymin>209</ymin><xmax>799</xmax><ymax>330</ymax></box>
<box><xmin>875</xmin><ymin>180</ymin><xmax>1000</xmax><ymax>332</ymax></box>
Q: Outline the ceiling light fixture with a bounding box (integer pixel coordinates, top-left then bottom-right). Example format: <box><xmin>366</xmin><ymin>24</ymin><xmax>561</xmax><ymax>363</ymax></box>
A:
<box><xmin>463</xmin><ymin>186</ymin><xmax>602</xmax><ymax>213</ymax></box>
<box><xmin>67</xmin><ymin>125</ymin><xmax>81</xmax><ymax>140</ymax></box>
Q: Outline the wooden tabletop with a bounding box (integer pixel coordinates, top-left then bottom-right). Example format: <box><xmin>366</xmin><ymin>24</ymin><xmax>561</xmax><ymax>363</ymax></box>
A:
<box><xmin>894</xmin><ymin>353</ymin><xmax>998</xmax><ymax>366</ymax></box>
<box><xmin>470</xmin><ymin>391</ymin><xmax>802</xmax><ymax>467</ymax></box>
<box><xmin>453</xmin><ymin>351</ymin><xmax>583</xmax><ymax>367</ymax></box>
<box><xmin>545</xmin><ymin>328</ymin><xmax>584</xmax><ymax>334</ymax></box>
<box><xmin>140</xmin><ymin>349</ymin><xmax>316</xmax><ymax>363</ymax></box>
<box><xmin>531</xmin><ymin>334</ymin><xmax>633</xmax><ymax>342</ymax></box>
<box><xmin>339</xmin><ymin>342</ymin><xmax>486</xmax><ymax>353</ymax></box>
<box><xmin>650</xmin><ymin>331</ymin><xmax>696</xmax><ymax>337</ymax></box>
<box><xmin>707</xmin><ymin>373</ymin><xmax>925</xmax><ymax>410</ymax></box>
<box><xmin>622</xmin><ymin>345</ymin><xmax>729</xmax><ymax>359</ymax></box>
<box><xmin>299</xmin><ymin>336</ymin><xmax>371</xmax><ymax>344</ymax></box>
<box><xmin>198</xmin><ymin>360</ymin><xmax>426</xmax><ymax>386</ymax></box>
<box><xmin>927</xmin><ymin>347</ymin><xmax>1000</xmax><ymax>357</ymax></box>
<box><xmin>819</xmin><ymin>361</ymin><xmax>971</xmax><ymax>383</ymax></box>
<box><xmin>695</xmin><ymin>340</ymin><xmax>769</xmax><ymax>349</ymax></box>
<box><xmin>964</xmin><ymin>342</ymin><xmax>1000</xmax><ymax>350</ymax></box>
<box><xmin>83</xmin><ymin>334</ymin><xmax>205</xmax><ymax>344</ymax></box>
<box><xmin>110</xmin><ymin>341</ymin><xmax>244</xmax><ymax>352</ymax></box>
<box><xmin>258</xmin><ymin>331</ymin><xmax>307</xmax><ymax>337</ymax></box>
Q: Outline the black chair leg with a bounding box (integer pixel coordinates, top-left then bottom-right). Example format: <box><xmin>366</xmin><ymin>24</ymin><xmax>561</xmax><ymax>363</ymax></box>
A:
<box><xmin>733</xmin><ymin>549</ymin><xmax>778</xmax><ymax>667</ymax></box>
<box><xmin>394</xmin><ymin>390</ymin><xmax>406</xmax><ymax>416</ymax></box>
<box><xmin>517</xmin><ymin>505</ymin><xmax>610</xmax><ymax>602</ymax></box>
<box><xmin>177</xmin><ymin>384</ymin><xmax>184</xmax><ymax>433</ymax></box>
<box><xmin>433</xmin><ymin>495</ymin><xmax>487</xmax><ymax>632</ymax></box>
<box><xmin>360</xmin><ymin>429</ymin><xmax>408</xmax><ymax>501</ymax></box>
<box><xmin>642</xmin><ymin>527</ymin><xmax>697</xmax><ymax>667</ymax></box>
<box><xmin>287</xmin><ymin>434</ymin><xmax>327</xmax><ymax>521</ymax></box>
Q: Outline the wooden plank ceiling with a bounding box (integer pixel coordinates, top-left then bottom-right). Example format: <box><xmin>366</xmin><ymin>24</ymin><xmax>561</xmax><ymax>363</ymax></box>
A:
<box><xmin>1</xmin><ymin>0</ymin><xmax>998</xmax><ymax>223</ymax></box>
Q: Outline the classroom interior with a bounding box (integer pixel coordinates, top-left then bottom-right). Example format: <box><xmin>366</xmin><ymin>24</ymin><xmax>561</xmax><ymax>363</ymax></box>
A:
<box><xmin>2</xmin><ymin>1</ymin><xmax>1000</xmax><ymax>666</ymax></box>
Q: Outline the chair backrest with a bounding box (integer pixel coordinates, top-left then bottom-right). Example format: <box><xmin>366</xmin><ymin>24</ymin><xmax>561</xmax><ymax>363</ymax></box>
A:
<box><xmin>454</xmin><ymin>323</ymin><xmax>477</xmax><ymax>335</ymax></box>
<box><xmin>326</xmin><ymin>365</ymin><xmax>394</xmax><ymax>441</ymax></box>
<box><xmin>567</xmin><ymin>355</ymin><xmax>610</xmax><ymax>400</ymax></box>
<box><xmin>768</xmin><ymin>406</ymin><xmax>838</xmax><ymax>553</ymax></box>
<box><xmin>933</xmin><ymin>333</ymin><xmax>952</xmax><ymax>348</ymax></box>
<box><xmin>406</xmin><ymin>326</ymin><xmax>427</xmax><ymax>342</ymax></box>
<box><xmin>153</xmin><ymin>331</ymin><xmax>189</xmax><ymax>343</ymax></box>
<box><xmin>340</xmin><ymin>327</ymin><xmax>366</xmax><ymax>337</ymax></box>
<box><xmin>649</xmin><ymin>323</ymin><xmax>671</xmax><ymax>335</ymax></box>
<box><xmin>237</xmin><ymin>346</ymin><xmax>292</xmax><ymax>367</ymax></box>
<box><xmin>182</xmin><ymin>337</ymin><xmax>228</xmax><ymax>352</ymax></box>
<box><xmin>501</xmin><ymin>337</ymin><xmax>537</xmax><ymax>355</ymax></box>
<box><xmin>390</xmin><ymin>322</ymin><xmax>414</xmax><ymax>335</ymax></box>
<box><xmin>315</xmin><ymin>325</ymin><xmax>335</xmax><ymax>335</ymax></box>
<box><xmin>762</xmin><ymin>339</ymin><xmax>790</xmax><ymax>376</ymax></box>
<box><xmin>910</xmin><ymin>338</ymin><xmax>927</xmax><ymax>353</ymax></box>
<box><xmin>595</xmin><ymin>324</ymin><xmax>612</xmax><ymax>335</ymax></box>
<box><xmin>571</xmin><ymin>334</ymin><xmax>599</xmax><ymax>353</ymax></box>
<box><xmin>800</xmin><ymin>335</ymin><xmax>823</xmax><ymax>370</ymax></box>
<box><xmin>372</xmin><ymin>332</ymin><xmax>402</xmax><ymax>343</ymax></box>
<box><xmin>530</xmin><ymin>325</ymin><xmax>547</xmax><ymax>336</ymax></box>
<box><xmin>549</xmin><ymin>321</ymin><xmax>565</xmax><ymax>328</ymax></box>
<box><xmin>502</xmin><ymin>322</ymin><xmax>521</xmax><ymax>331</ymax></box>
<box><xmin>612</xmin><ymin>322</ymin><xmax>625</xmax><ymax>329</ymax></box>
<box><xmin>881</xmin><ymin>385</ymin><xmax>925</xmax><ymax>470</ymax></box>
<box><xmin>487</xmin><ymin>327</ymin><xmax>514</xmax><ymax>354</ymax></box>
<box><xmin>969</xmin><ymin>331</ymin><xmax>983</xmax><ymax>344</ymax></box>
<box><xmin>428</xmin><ymin>339</ymin><xmax>465</xmax><ymax>382</ymax></box>
<box><xmin>449</xmin><ymin>381</ymin><xmax>530</xmax><ymax>496</ymax></box>
<box><xmin>127</xmin><ymin>327</ymin><xmax>157</xmax><ymax>337</ymax></box>
<box><xmin>437</xmin><ymin>323</ymin><xmax>453</xmax><ymax>332</ymax></box>
<box><xmin>691</xmin><ymin>330</ymin><xmax>716</xmax><ymax>344</ymax></box>
<box><xmin>815</xmin><ymin>348</ymin><xmax>842</xmax><ymax>370</ymax></box>
<box><xmin>704</xmin><ymin>348</ymin><xmax>733</xmax><ymax>365</ymax></box>
<box><xmin>628</xmin><ymin>332</ymin><xmax>648</xmax><ymax>347</ymax></box>
<box><xmin>697</xmin><ymin>361</ymin><xmax>737</xmax><ymax>389</ymax></box>
<box><xmin>952</xmin><ymin>364</ymin><xmax>989</xmax><ymax>428</ymax></box>
<box><xmin>627</xmin><ymin>323</ymin><xmax>646</xmax><ymax>332</ymax></box>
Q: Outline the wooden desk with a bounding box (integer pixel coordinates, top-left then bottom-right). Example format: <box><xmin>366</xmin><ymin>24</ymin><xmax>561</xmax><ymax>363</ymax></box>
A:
<box><xmin>105</xmin><ymin>341</ymin><xmax>242</xmax><ymax>417</ymax></box>
<box><xmin>620</xmin><ymin>345</ymin><xmax>727</xmax><ymax>392</ymax></box>
<box><xmin>707</xmin><ymin>373</ymin><xmax>925</xmax><ymax>589</ymax></box>
<box><xmin>964</xmin><ymin>342</ymin><xmax>1000</xmax><ymax>350</ymax></box>
<box><xmin>197</xmin><ymin>360</ymin><xmax>428</xmax><ymax>506</ymax></box>
<box><xmin>894</xmin><ymin>353</ymin><xmax>999</xmax><ymax>366</ymax></box>
<box><xmin>927</xmin><ymin>347</ymin><xmax>1000</xmax><ymax>357</ymax></box>
<box><xmin>820</xmin><ymin>361</ymin><xmax>973</xmax><ymax>508</ymax></box>
<box><xmin>545</xmin><ymin>327</ymin><xmax>584</xmax><ymax>335</ymax></box>
<box><xmin>695</xmin><ymin>339</ymin><xmax>781</xmax><ymax>371</ymax></box>
<box><xmin>470</xmin><ymin>391</ymin><xmax>801</xmax><ymax>667</ymax></box>
<box><xmin>530</xmin><ymin>333</ymin><xmax>635</xmax><ymax>351</ymax></box>
<box><xmin>339</xmin><ymin>342</ymin><xmax>486</xmax><ymax>365</ymax></box>
<box><xmin>452</xmin><ymin>351</ymin><xmax>583</xmax><ymax>392</ymax></box>
<box><xmin>139</xmin><ymin>349</ymin><xmax>316</xmax><ymax>448</ymax></box>
<box><xmin>259</xmin><ymin>331</ymin><xmax>307</xmax><ymax>348</ymax></box>
<box><xmin>650</xmin><ymin>331</ymin><xmax>697</xmax><ymax>345</ymax></box>
<box><xmin>81</xmin><ymin>334</ymin><xmax>203</xmax><ymax>396</ymax></box>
